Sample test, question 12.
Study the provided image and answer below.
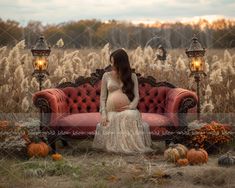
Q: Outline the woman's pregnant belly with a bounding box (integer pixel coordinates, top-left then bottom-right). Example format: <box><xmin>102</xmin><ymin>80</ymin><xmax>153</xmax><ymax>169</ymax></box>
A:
<box><xmin>106</xmin><ymin>89</ymin><xmax>130</xmax><ymax>112</ymax></box>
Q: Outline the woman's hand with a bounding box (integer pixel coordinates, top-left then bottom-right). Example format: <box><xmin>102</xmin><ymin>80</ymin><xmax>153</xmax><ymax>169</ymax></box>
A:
<box><xmin>117</xmin><ymin>105</ymin><xmax>131</xmax><ymax>112</ymax></box>
<box><xmin>101</xmin><ymin>116</ymin><xmax>109</xmax><ymax>127</ymax></box>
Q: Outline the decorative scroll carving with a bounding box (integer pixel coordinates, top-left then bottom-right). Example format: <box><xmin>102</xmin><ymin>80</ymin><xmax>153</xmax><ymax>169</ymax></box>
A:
<box><xmin>34</xmin><ymin>98</ymin><xmax>51</xmax><ymax>113</ymax></box>
<box><xmin>56</xmin><ymin>65</ymin><xmax>176</xmax><ymax>89</ymax></box>
<box><xmin>179</xmin><ymin>97</ymin><xmax>197</xmax><ymax>114</ymax></box>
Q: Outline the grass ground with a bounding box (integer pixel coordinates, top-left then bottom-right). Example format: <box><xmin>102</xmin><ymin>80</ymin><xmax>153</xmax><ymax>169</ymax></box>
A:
<box><xmin>0</xmin><ymin>139</ymin><xmax>234</xmax><ymax>188</ymax></box>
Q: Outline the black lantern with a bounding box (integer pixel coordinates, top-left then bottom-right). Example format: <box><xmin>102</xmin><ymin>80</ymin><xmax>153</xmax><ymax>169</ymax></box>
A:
<box><xmin>156</xmin><ymin>45</ymin><xmax>167</xmax><ymax>61</ymax></box>
<box><xmin>31</xmin><ymin>35</ymin><xmax>51</xmax><ymax>91</ymax></box>
<box><xmin>186</xmin><ymin>34</ymin><xmax>206</xmax><ymax>120</ymax></box>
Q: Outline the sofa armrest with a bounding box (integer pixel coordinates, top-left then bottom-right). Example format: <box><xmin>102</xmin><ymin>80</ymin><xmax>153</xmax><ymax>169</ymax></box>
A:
<box><xmin>165</xmin><ymin>88</ymin><xmax>198</xmax><ymax>128</ymax></box>
<box><xmin>33</xmin><ymin>89</ymin><xmax>69</xmax><ymax>127</ymax></box>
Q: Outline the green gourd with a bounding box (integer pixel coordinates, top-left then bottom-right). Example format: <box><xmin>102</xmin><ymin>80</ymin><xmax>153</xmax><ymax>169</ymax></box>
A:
<box><xmin>218</xmin><ymin>152</ymin><xmax>235</xmax><ymax>167</ymax></box>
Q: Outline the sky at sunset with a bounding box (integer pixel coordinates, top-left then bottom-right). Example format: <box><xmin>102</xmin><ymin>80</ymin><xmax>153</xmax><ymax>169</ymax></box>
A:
<box><xmin>0</xmin><ymin>0</ymin><xmax>235</xmax><ymax>25</ymax></box>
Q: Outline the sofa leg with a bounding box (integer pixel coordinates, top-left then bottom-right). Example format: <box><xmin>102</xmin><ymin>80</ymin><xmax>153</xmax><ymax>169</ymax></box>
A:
<box><xmin>165</xmin><ymin>139</ymin><xmax>172</xmax><ymax>147</ymax></box>
<box><xmin>48</xmin><ymin>135</ymin><xmax>57</xmax><ymax>154</ymax></box>
<box><xmin>51</xmin><ymin>142</ymin><xmax>56</xmax><ymax>154</ymax></box>
<box><xmin>60</xmin><ymin>138</ymin><xmax>69</xmax><ymax>147</ymax></box>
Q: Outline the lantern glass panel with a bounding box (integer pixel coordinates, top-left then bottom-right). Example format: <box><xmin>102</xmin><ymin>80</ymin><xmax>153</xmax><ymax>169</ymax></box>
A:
<box><xmin>189</xmin><ymin>56</ymin><xmax>205</xmax><ymax>73</ymax></box>
<box><xmin>33</xmin><ymin>56</ymin><xmax>48</xmax><ymax>71</ymax></box>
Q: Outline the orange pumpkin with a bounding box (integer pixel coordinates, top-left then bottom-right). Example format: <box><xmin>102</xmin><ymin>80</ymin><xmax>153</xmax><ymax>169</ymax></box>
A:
<box><xmin>177</xmin><ymin>158</ymin><xmax>189</xmax><ymax>166</ymax></box>
<box><xmin>27</xmin><ymin>141</ymin><xmax>50</xmax><ymax>158</ymax></box>
<box><xmin>52</xmin><ymin>153</ymin><xmax>63</xmax><ymax>161</ymax></box>
<box><xmin>164</xmin><ymin>143</ymin><xmax>188</xmax><ymax>163</ymax></box>
<box><xmin>187</xmin><ymin>145</ymin><xmax>208</xmax><ymax>165</ymax></box>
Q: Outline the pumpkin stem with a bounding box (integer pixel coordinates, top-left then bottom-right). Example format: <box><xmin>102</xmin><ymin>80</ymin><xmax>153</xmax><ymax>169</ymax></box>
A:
<box><xmin>169</xmin><ymin>142</ymin><xmax>175</xmax><ymax>148</ymax></box>
<box><xmin>195</xmin><ymin>144</ymin><xmax>200</xmax><ymax>150</ymax></box>
<box><xmin>31</xmin><ymin>136</ymin><xmax>41</xmax><ymax>143</ymax></box>
<box><xmin>226</xmin><ymin>151</ymin><xmax>231</xmax><ymax>157</ymax></box>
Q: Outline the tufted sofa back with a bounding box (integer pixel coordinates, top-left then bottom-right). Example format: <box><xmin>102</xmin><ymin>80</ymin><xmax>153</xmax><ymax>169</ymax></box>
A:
<box><xmin>62</xmin><ymin>80</ymin><xmax>172</xmax><ymax>114</ymax></box>
<box><xmin>62</xmin><ymin>82</ymin><xmax>101</xmax><ymax>114</ymax></box>
<box><xmin>138</xmin><ymin>83</ymin><xmax>171</xmax><ymax>114</ymax></box>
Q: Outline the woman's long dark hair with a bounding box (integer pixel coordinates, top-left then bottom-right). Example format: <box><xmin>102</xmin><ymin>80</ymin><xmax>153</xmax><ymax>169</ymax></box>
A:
<box><xmin>110</xmin><ymin>49</ymin><xmax>134</xmax><ymax>101</ymax></box>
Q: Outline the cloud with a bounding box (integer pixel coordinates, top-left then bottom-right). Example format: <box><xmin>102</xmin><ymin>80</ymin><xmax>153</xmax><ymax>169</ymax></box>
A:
<box><xmin>0</xmin><ymin>0</ymin><xmax>234</xmax><ymax>25</ymax></box>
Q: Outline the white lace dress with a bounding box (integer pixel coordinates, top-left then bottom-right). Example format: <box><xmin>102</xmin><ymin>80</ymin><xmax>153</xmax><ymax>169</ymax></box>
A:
<box><xmin>92</xmin><ymin>71</ymin><xmax>153</xmax><ymax>154</ymax></box>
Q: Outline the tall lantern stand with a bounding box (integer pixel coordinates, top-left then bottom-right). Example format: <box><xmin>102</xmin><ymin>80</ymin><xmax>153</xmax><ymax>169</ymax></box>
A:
<box><xmin>31</xmin><ymin>35</ymin><xmax>51</xmax><ymax>90</ymax></box>
<box><xmin>186</xmin><ymin>35</ymin><xmax>206</xmax><ymax>120</ymax></box>
<box><xmin>31</xmin><ymin>35</ymin><xmax>51</xmax><ymax>134</ymax></box>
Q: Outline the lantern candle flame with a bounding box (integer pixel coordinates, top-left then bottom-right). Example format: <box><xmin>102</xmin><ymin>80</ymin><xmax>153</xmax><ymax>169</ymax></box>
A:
<box><xmin>34</xmin><ymin>57</ymin><xmax>46</xmax><ymax>71</ymax></box>
<box><xmin>37</xmin><ymin>58</ymin><xmax>44</xmax><ymax>71</ymax></box>
<box><xmin>193</xmin><ymin>58</ymin><xmax>201</xmax><ymax>71</ymax></box>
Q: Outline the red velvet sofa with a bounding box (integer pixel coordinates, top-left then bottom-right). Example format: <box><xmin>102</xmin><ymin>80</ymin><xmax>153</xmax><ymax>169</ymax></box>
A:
<box><xmin>33</xmin><ymin>66</ymin><xmax>197</xmax><ymax>151</ymax></box>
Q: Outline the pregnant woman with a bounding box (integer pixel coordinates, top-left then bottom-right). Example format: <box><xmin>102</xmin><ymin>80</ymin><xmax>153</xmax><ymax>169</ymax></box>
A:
<box><xmin>92</xmin><ymin>49</ymin><xmax>153</xmax><ymax>154</ymax></box>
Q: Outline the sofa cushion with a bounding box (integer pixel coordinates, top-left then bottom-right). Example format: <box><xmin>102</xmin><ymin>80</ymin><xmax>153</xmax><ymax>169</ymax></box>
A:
<box><xmin>53</xmin><ymin>112</ymin><xmax>172</xmax><ymax>139</ymax></box>
<box><xmin>141</xmin><ymin>113</ymin><xmax>173</xmax><ymax>138</ymax></box>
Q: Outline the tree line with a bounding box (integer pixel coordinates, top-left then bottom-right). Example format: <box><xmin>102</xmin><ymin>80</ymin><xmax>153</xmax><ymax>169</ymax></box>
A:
<box><xmin>0</xmin><ymin>18</ymin><xmax>235</xmax><ymax>49</ymax></box>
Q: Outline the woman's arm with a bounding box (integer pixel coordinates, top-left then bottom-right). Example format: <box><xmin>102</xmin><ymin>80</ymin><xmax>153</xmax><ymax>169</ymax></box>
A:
<box><xmin>129</xmin><ymin>73</ymin><xmax>139</xmax><ymax>109</ymax></box>
<box><xmin>99</xmin><ymin>72</ymin><xmax>108</xmax><ymax>118</ymax></box>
